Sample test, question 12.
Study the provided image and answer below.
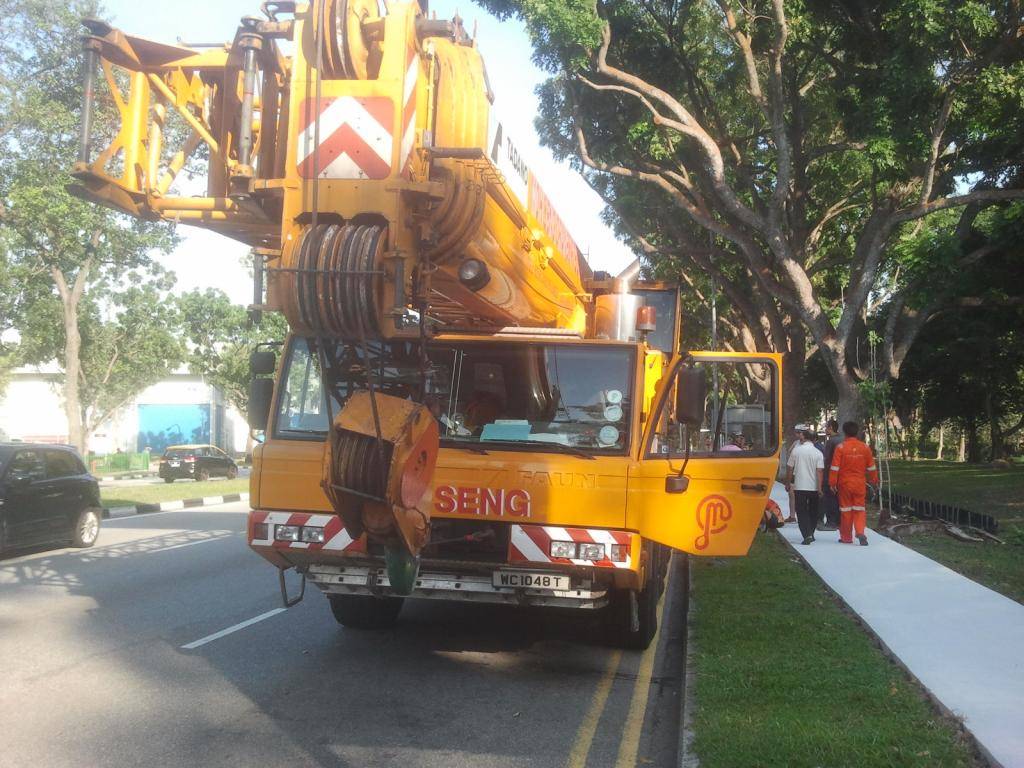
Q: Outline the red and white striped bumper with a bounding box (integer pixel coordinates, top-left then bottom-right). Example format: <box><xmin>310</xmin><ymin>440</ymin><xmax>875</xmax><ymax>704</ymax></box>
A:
<box><xmin>249</xmin><ymin>510</ymin><xmax>366</xmax><ymax>554</ymax></box>
<box><xmin>509</xmin><ymin>524</ymin><xmax>636</xmax><ymax>570</ymax></box>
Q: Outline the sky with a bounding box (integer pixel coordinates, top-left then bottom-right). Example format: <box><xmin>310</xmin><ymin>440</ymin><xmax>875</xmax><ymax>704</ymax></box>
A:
<box><xmin>102</xmin><ymin>0</ymin><xmax>637</xmax><ymax>304</ymax></box>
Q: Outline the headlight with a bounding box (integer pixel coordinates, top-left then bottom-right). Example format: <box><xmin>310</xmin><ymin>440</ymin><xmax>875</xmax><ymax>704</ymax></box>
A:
<box><xmin>610</xmin><ymin>544</ymin><xmax>628</xmax><ymax>562</ymax></box>
<box><xmin>275</xmin><ymin>524</ymin><xmax>300</xmax><ymax>542</ymax></box>
<box><xmin>549</xmin><ymin>540</ymin><xmax>577</xmax><ymax>559</ymax></box>
<box><xmin>578</xmin><ymin>542</ymin><xmax>606</xmax><ymax>561</ymax></box>
<box><xmin>300</xmin><ymin>526</ymin><xmax>325</xmax><ymax>543</ymax></box>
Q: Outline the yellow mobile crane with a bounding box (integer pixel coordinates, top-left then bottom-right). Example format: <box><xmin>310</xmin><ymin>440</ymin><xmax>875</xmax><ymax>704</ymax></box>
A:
<box><xmin>72</xmin><ymin>0</ymin><xmax>781</xmax><ymax>648</ymax></box>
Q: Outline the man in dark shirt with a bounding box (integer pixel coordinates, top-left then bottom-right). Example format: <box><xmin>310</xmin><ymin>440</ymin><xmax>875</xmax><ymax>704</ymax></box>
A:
<box><xmin>819</xmin><ymin>419</ymin><xmax>842</xmax><ymax>530</ymax></box>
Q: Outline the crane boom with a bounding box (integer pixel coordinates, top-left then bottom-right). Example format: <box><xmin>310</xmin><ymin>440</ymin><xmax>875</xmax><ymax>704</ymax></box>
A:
<box><xmin>71</xmin><ymin>1</ymin><xmax>590</xmax><ymax>339</ymax></box>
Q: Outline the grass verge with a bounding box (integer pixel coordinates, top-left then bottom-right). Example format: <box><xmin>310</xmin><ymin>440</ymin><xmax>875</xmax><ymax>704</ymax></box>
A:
<box><xmin>102</xmin><ymin>478</ymin><xmax>249</xmax><ymax>509</ymax></box>
<box><xmin>886</xmin><ymin>460</ymin><xmax>1024</xmax><ymax>604</ymax></box>
<box><xmin>689</xmin><ymin>532</ymin><xmax>977</xmax><ymax>768</ymax></box>
<box><xmin>888</xmin><ymin>460</ymin><xmax>1024</xmax><ymax>521</ymax></box>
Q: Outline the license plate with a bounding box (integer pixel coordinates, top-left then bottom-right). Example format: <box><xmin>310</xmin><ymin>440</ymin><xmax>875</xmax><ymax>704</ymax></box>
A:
<box><xmin>169</xmin><ymin>461</ymin><xmax>180</xmax><ymax>467</ymax></box>
<box><xmin>493</xmin><ymin>571</ymin><xmax>571</xmax><ymax>591</ymax></box>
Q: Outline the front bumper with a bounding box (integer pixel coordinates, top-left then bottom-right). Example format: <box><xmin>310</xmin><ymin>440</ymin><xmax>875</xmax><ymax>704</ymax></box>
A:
<box><xmin>306</xmin><ymin>562</ymin><xmax>610</xmax><ymax>608</ymax></box>
<box><xmin>248</xmin><ymin>510</ymin><xmax>643</xmax><ymax>606</ymax></box>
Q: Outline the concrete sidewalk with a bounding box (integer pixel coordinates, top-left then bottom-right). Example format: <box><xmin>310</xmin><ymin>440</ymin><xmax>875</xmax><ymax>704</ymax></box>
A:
<box><xmin>771</xmin><ymin>483</ymin><xmax>1024</xmax><ymax>768</ymax></box>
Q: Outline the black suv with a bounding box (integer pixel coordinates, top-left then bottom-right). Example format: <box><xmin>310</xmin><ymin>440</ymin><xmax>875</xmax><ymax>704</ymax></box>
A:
<box><xmin>0</xmin><ymin>443</ymin><xmax>102</xmax><ymax>555</ymax></box>
<box><xmin>158</xmin><ymin>444</ymin><xmax>238</xmax><ymax>483</ymax></box>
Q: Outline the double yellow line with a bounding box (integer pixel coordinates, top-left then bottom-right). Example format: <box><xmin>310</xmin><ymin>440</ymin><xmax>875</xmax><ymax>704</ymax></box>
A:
<box><xmin>566</xmin><ymin>581</ymin><xmax>670</xmax><ymax>768</ymax></box>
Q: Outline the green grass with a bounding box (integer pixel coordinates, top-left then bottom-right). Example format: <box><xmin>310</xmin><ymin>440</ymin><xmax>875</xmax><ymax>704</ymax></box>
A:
<box><xmin>102</xmin><ymin>478</ymin><xmax>249</xmax><ymax>509</ymax></box>
<box><xmin>888</xmin><ymin>460</ymin><xmax>1024</xmax><ymax>521</ymax></box>
<box><xmin>689</xmin><ymin>533</ymin><xmax>977</xmax><ymax>768</ymax></box>
<box><xmin>886</xmin><ymin>460</ymin><xmax>1024</xmax><ymax>604</ymax></box>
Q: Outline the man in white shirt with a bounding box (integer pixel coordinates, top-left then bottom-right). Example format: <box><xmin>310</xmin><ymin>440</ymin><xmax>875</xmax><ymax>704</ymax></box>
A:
<box><xmin>786</xmin><ymin>428</ymin><xmax>825</xmax><ymax>545</ymax></box>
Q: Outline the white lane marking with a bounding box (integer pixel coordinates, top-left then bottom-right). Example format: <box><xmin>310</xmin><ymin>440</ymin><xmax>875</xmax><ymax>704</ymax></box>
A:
<box><xmin>148</xmin><ymin>535</ymin><xmax>234</xmax><ymax>553</ymax></box>
<box><xmin>181</xmin><ymin>608</ymin><xmax>287</xmax><ymax>650</ymax></box>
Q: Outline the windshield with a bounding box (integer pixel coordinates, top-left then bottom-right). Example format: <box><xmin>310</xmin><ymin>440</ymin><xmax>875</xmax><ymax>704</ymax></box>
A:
<box><xmin>274</xmin><ymin>338</ymin><xmax>636</xmax><ymax>454</ymax></box>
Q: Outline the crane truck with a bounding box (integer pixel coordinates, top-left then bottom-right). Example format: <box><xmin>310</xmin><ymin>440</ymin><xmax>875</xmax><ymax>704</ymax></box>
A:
<box><xmin>70</xmin><ymin>0</ymin><xmax>781</xmax><ymax>648</ymax></box>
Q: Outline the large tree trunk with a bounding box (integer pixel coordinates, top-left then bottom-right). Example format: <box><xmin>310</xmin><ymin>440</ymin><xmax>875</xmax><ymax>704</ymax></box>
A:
<box><xmin>835</xmin><ymin>376</ymin><xmax>864</xmax><ymax>431</ymax></box>
<box><xmin>781</xmin><ymin>347</ymin><xmax>803</xmax><ymax>437</ymax></box>
<box><xmin>957</xmin><ymin>428</ymin><xmax>966</xmax><ymax>462</ymax></box>
<box><xmin>987</xmin><ymin>390</ymin><xmax>1003</xmax><ymax>462</ymax></box>
<box><xmin>936</xmin><ymin>423</ymin><xmax>945</xmax><ymax>460</ymax></box>
<box><xmin>966</xmin><ymin>415</ymin><xmax>981</xmax><ymax>463</ymax></box>
<box><xmin>51</xmin><ymin>263</ymin><xmax>91</xmax><ymax>455</ymax></box>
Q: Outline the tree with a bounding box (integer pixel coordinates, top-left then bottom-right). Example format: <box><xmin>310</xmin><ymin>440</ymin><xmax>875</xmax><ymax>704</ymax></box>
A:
<box><xmin>476</xmin><ymin>0</ymin><xmax>1024</xmax><ymax>423</ymax></box>
<box><xmin>177</xmin><ymin>288</ymin><xmax>288</xmax><ymax>416</ymax></box>
<box><xmin>1</xmin><ymin>0</ymin><xmax>180</xmax><ymax>452</ymax></box>
<box><xmin>18</xmin><ymin>284</ymin><xmax>186</xmax><ymax>447</ymax></box>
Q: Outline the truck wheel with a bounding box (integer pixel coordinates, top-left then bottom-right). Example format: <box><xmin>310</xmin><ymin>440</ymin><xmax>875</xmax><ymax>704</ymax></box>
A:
<box><xmin>605</xmin><ymin>579</ymin><xmax>659</xmax><ymax>650</ymax></box>
<box><xmin>328</xmin><ymin>594</ymin><xmax>404</xmax><ymax>629</ymax></box>
<box><xmin>73</xmin><ymin>509</ymin><xmax>102</xmax><ymax>548</ymax></box>
<box><xmin>164</xmin><ymin>477</ymin><xmax>174</xmax><ymax>484</ymax></box>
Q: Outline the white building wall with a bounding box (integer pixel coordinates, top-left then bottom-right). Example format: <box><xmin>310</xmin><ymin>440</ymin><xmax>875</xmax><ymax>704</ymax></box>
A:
<box><xmin>0</xmin><ymin>368</ymin><xmax>248</xmax><ymax>454</ymax></box>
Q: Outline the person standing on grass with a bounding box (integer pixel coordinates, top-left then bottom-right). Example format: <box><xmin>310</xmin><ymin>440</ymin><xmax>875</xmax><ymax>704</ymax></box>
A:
<box><xmin>829</xmin><ymin>420</ymin><xmax>880</xmax><ymax>546</ymax></box>
<box><xmin>786</xmin><ymin>429</ymin><xmax>824</xmax><ymax>545</ymax></box>
<box><xmin>819</xmin><ymin>420</ymin><xmax>843</xmax><ymax>531</ymax></box>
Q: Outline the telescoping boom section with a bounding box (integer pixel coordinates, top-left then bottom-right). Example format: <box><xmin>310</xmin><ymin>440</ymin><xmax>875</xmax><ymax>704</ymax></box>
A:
<box><xmin>71</xmin><ymin>0</ymin><xmax>589</xmax><ymax>339</ymax></box>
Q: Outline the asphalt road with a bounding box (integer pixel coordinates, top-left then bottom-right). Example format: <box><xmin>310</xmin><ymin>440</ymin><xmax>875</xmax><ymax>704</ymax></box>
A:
<box><xmin>0</xmin><ymin>503</ymin><xmax>688</xmax><ymax>768</ymax></box>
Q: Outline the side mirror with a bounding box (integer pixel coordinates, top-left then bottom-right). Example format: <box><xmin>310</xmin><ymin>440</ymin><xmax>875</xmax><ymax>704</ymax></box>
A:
<box><xmin>248</xmin><ymin>378</ymin><xmax>275</xmax><ymax>430</ymax></box>
<box><xmin>665</xmin><ymin>475</ymin><xmax>689</xmax><ymax>494</ymax></box>
<box><xmin>250</xmin><ymin>349</ymin><xmax>277</xmax><ymax>376</ymax></box>
<box><xmin>675</xmin><ymin>367</ymin><xmax>707</xmax><ymax>426</ymax></box>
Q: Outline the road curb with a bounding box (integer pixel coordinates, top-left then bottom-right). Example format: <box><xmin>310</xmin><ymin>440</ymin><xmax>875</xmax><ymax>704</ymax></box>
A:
<box><xmin>98</xmin><ymin>471</ymin><xmax>158</xmax><ymax>481</ymax></box>
<box><xmin>103</xmin><ymin>492</ymin><xmax>250</xmax><ymax>519</ymax></box>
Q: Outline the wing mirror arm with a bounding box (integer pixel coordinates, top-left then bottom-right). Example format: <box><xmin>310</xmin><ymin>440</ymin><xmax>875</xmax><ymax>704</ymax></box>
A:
<box><xmin>665</xmin><ymin>361</ymin><xmax>706</xmax><ymax>495</ymax></box>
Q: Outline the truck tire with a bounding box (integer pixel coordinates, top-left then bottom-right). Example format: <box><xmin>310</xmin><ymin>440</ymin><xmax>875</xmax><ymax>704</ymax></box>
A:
<box><xmin>605</xmin><ymin>579</ymin><xmax>659</xmax><ymax>650</ymax></box>
<box><xmin>164</xmin><ymin>477</ymin><xmax>174</xmax><ymax>484</ymax></box>
<box><xmin>328</xmin><ymin>594</ymin><xmax>404</xmax><ymax>629</ymax></box>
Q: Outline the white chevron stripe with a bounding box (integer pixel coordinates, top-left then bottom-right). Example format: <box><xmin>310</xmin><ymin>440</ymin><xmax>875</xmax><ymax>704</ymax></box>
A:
<box><xmin>510</xmin><ymin>526</ymin><xmax>550</xmax><ymax>562</ymax></box>
<box><xmin>296</xmin><ymin>97</ymin><xmax>393</xmax><ymax>165</ymax></box>
<box><xmin>400</xmin><ymin>110</ymin><xmax>416</xmax><ymax>170</ymax></box>
<box><xmin>324</xmin><ymin>527</ymin><xmax>354</xmax><ymax>551</ymax></box>
<box><xmin>403</xmin><ymin>55</ymin><xmax>418</xmax><ymax>102</ymax></box>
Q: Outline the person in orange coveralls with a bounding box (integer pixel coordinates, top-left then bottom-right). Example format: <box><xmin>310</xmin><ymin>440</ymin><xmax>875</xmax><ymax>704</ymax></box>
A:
<box><xmin>828</xmin><ymin>421</ymin><xmax>879</xmax><ymax>546</ymax></box>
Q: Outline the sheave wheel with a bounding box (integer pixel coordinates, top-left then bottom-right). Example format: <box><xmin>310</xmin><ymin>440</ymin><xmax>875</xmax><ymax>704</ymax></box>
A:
<box><xmin>328</xmin><ymin>594</ymin><xmax>404</xmax><ymax>629</ymax></box>
<box><xmin>605</xmin><ymin>578</ymin><xmax>659</xmax><ymax>650</ymax></box>
<box><xmin>73</xmin><ymin>509</ymin><xmax>101</xmax><ymax>548</ymax></box>
<box><xmin>197</xmin><ymin>468</ymin><xmax>210</xmax><ymax>482</ymax></box>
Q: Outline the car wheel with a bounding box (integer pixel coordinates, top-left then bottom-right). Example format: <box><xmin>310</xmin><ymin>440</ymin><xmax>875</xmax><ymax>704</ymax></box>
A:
<box><xmin>73</xmin><ymin>509</ymin><xmax>101</xmax><ymax>548</ymax></box>
<box><xmin>226</xmin><ymin>465</ymin><xmax>238</xmax><ymax>480</ymax></box>
<box><xmin>604</xmin><ymin>577</ymin><xmax>659</xmax><ymax>650</ymax></box>
<box><xmin>197</xmin><ymin>468</ymin><xmax>210</xmax><ymax>482</ymax></box>
<box><xmin>328</xmin><ymin>594</ymin><xmax>404</xmax><ymax>629</ymax></box>
<box><xmin>164</xmin><ymin>477</ymin><xmax>174</xmax><ymax>484</ymax></box>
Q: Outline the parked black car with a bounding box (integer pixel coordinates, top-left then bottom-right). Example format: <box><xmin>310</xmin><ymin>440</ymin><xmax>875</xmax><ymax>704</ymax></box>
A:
<box><xmin>158</xmin><ymin>444</ymin><xmax>238</xmax><ymax>483</ymax></box>
<box><xmin>0</xmin><ymin>443</ymin><xmax>102</xmax><ymax>555</ymax></box>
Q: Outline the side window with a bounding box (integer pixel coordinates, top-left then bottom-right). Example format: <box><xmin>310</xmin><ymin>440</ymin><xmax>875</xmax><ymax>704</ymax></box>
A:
<box><xmin>648</xmin><ymin>359</ymin><xmax>778</xmax><ymax>457</ymax></box>
<box><xmin>275</xmin><ymin>338</ymin><xmax>330</xmax><ymax>437</ymax></box>
<box><xmin>45</xmin><ymin>450</ymin><xmax>80</xmax><ymax>479</ymax></box>
<box><xmin>7</xmin><ymin>451</ymin><xmax>45</xmax><ymax>481</ymax></box>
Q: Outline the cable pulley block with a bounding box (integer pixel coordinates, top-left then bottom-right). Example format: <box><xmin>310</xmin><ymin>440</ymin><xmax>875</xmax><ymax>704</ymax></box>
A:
<box><xmin>321</xmin><ymin>391</ymin><xmax>439</xmax><ymax>568</ymax></box>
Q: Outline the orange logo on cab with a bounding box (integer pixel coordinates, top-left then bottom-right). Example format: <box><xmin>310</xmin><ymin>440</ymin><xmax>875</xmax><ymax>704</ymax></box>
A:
<box><xmin>694</xmin><ymin>494</ymin><xmax>733</xmax><ymax>551</ymax></box>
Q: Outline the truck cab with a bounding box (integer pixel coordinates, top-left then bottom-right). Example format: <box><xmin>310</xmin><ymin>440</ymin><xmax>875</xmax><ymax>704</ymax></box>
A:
<box><xmin>248</xmin><ymin>330</ymin><xmax>780</xmax><ymax>648</ymax></box>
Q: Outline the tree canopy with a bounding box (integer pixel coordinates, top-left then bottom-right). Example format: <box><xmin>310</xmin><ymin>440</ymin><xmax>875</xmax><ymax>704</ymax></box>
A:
<box><xmin>476</xmin><ymin>0</ymin><xmax>1024</xmax><ymax>424</ymax></box>
<box><xmin>1</xmin><ymin>0</ymin><xmax>180</xmax><ymax>451</ymax></box>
